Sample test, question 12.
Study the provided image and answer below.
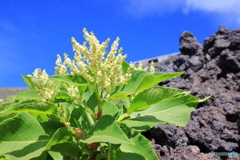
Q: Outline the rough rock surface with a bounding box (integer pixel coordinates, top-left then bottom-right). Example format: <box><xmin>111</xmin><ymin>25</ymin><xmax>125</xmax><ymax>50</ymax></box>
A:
<box><xmin>144</xmin><ymin>26</ymin><xmax>240</xmax><ymax>160</ymax></box>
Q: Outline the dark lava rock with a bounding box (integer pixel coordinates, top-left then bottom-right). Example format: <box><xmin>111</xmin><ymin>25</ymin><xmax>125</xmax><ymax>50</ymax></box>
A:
<box><xmin>149</xmin><ymin>26</ymin><xmax>240</xmax><ymax>160</ymax></box>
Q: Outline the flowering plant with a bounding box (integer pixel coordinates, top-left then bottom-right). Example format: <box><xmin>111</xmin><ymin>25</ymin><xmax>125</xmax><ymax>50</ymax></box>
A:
<box><xmin>0</xmin><ymin>29</ymin><xmax>209</xmax><ymax>160</ymax></box>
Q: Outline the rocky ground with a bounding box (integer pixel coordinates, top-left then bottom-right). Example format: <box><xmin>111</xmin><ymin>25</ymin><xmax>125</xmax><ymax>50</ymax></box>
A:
<box><xmin>0</xmin><ymin>88</ymin><xmax>29</xmax><ymax>103</ymax></box>
<box><xmin>143</xmin><ymin>26</ymin><xmax>240</xmax><ymax>160</ymax></box>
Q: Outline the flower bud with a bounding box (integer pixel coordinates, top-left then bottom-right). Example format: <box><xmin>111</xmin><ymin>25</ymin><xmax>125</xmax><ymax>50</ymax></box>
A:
<box><xmin>74</xmin><ymin>128</ymin><xmax>85</xmax><ymax>138</ymax></box>
<box><xmin>65</xmin><ymin>122</ymin><xmax>71</xmax><ymax>126</ymax></box>
<box><xmin>87</xmin><ymin>142</ymin><xmax>99</xmax><ymax>151</ymax></box>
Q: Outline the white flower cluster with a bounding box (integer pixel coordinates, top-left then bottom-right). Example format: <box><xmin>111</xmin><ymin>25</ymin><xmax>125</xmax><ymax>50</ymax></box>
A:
<box><xmin>55</xmin><ymin>28</ymin><xmax>132</xmax><ymax>96</ymax></box>
<box><xmin>28</xmin><ymin>68</ymin><xmax>56</xmax><ymax>100</ymax></box>
<box><xmin>150</xmin><ymin>61</ymin><xmax>155</xmax><ymax>73</ymax></box>
<box><xmin>67</xmin><ymin>85</ymin><xmax>79</xmax><ymax>98</ymax></box>
<box><xmin>130</xmin><ymin>61</ymin><xmax>155</xmax><ymax>73</ymax></box>
<box><xmin>32</xmin><ymin>68</ymin><xmax>49</xmax><ymax>85</ymax></box>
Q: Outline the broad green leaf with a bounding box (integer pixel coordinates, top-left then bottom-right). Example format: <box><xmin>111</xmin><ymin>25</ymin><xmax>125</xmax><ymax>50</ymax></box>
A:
<box><xmin>22</xmin><ymin>76</ymin><xmax>41</xmax><ymax>90</ymax></box>
<box><xmin>108</xmin><ymin>144</ymin><xmax>122</xmax><ymax>160</ymax></box>
<box><xmin>130</xmin><ymin>95</ymin><xmax>201</xmax><ymax>126</ymax></box>
<box><xmin>121</xmin><ymin>115</ymin><xmax>164</xmax><ymax>132</ymax></box>
<box><xmin>48</xmin><ymin>151</ymin><xmax>65</xmax><ymax>160</ymax></box>
<box><xmin>102</xmin><ymin>101</ymin><xmax>119</xmax><ymax>118</ymax></box>
<box><xmin>82</xmin><ymin>87</ymin><xmax>98</xmax><ymax>112</ymax></box>
<box><xmin>96</xmin><ymin>153</ymin><xmax>108</xmax><ymax>160</ymax></box>
<box><xmin>128</xmin><ymin>86</ymin><xmax>190</xmax><ymax>113</ymax></box>
<box><xmin>136</xmin><ymin>71</ymin><xmax>184</xmax><ymax>93</ymax></box>
<box><xmin>123</xmin><ymin>95</ymin><xmax>210</xmax><ymax>130</ymax></box>
<box><xmin>123</xmin><ymin>96</ymin><xmax>131</xmax><ymax>109</ymax></box>
<box><xmin>80</xmin><ymin>115</ymin><xmax>132</xmax><ymax>144</ymax></box>
<box><xmin>0</xmin><ymin>101</ymin><xmax>15</xmax><ymax>113</ymax></box>
<box><xmin>82</xmin><ymin>86</ymin><xmax>95</xmax><ymax>102</ymax></box>
<box><xmin>3</xmin><ymin>99</ymin><xmax>58</xmax><ymax>116</ymax></box>
<box><xmin>55</xmin><ymin>91</ymin><xmax>73</xmax><ymax>101</ymax></box>
<box><xmin>50</xmin><ymin>143</ymin><xmax>79</xmax><ymax>159</ymax></box>
<box><xmin>50</xmin><ymin>74</ymin><xmax>87</xmax><ymax>86</ymax></box>
<box><xmin>120</xmin><ymin>133</ymin><xmax>158</xmax><ymax>160</ymax></box>
<box><xmin>0</xmin><ymin>113</ymin><xmax>17</xmax><ymax>123</ymax></box>
<box><xmin>69</xmin><ymin>106</ymin><xmax>94</xmax><ymax>133</ymax></box>
<box><xmin>11</xmin><ymin>90</ymin><xmax>38</xmax><ymax>101</ymax></box>
<box><xmin>51</xmin><ymin>74</ymin><xmax>88</xmax><ymax>100</ymax></box>
<box><xmin>121</xmin><ymin>152</ymin><xmax>145</xmax><ymax>160</ymax></box>
<box><xmin>121</xmin><ymin>60</ymin><xmax>130</xmax><ymax>74</ymax></box>
<box><xmin>30</xmin><ymin>151</ymin><xmax>49</xmax><ymax>160</ymax></box>
<box><xmin>32</xmin><ymin>113</ymin><xmax>65</xmax><ymax>136</ymax></box>
<box><xmin>0</xmin><ymin>112</ymin><xmax>71</xmax><ymax>160</ymax></box>
<box><xmin>59</xmin><ymin>102</ymin><xmax>71</xmax><ymax>122</ymax></box>
<box><xmin>110</xmin><ymin>70</ymin><xmax>149</xmax><ymax>99</ymax></box>
<box><xmin>78</xmin><ymin>85</ymin><xmax>88</xmax><ymax>98</ymax></box>
<box><xmin>110</xmin><ymin>70</ymin><xmax>184</xmax><ymax>100</ymax></box>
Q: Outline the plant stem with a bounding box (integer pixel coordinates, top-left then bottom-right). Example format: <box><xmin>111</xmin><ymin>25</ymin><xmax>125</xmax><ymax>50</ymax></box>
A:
<box><xmin>116</xmin><ymin>113</ymin><xmax>129</xmax><ymax>123</ymax></box>
<box><xmin>108</xmin><ymin>143</ymin><xmax>112</xmax><ymax>159</ymax></box>
<box><xmin>79</xmin><ymin>101</ymin><xmax>96</xmax><ymax>121</ymax></box>
<box><xmin>95</xmin><ymin>88</ymin><xmax>102</xmax><ymax>112</ymax></box>
<box><xmin>57</xmin><ymin>115</ymin><xmax>75</xmax><ymax>134</ymax></box>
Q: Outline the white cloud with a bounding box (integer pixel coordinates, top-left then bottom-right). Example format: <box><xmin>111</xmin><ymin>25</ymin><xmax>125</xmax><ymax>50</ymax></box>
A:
<box><xmin>124</xmin><ymin>0</ymin><xmax>240</xmax><ymax>26</ymax></box>
<box><xmin>184</xmin><ymin>0</ymin><xmax>240</xmax><ymax>13</ymax></box>
<box><xmin>184</xmin><ymin>0</ymin><xmax>240</xmax><ymax>26</ymax></box>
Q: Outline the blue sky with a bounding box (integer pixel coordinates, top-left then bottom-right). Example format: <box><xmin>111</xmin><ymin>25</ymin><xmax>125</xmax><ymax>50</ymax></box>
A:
<box><xmin>1</xmin><ymin>0</ymin><xmax>240</xmax><ymax>87</ymax></box>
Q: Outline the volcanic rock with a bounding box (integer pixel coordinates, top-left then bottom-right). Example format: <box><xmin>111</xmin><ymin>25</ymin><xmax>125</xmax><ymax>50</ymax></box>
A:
<box><xmin>148</xmin><ymin>25</ymin><xmax>240</xmax><ymax>160</ymax></box>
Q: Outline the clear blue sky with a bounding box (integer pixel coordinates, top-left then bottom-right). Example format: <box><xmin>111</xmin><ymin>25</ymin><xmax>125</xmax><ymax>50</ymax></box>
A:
<box><xmin>1</xmin><ymin>0</ymin><xmax>240</xmax><ymax>87</ymax></box>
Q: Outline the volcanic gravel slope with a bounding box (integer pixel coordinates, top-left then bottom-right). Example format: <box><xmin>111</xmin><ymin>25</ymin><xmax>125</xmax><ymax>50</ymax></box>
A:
<box><xmin>143</xmin><ymin>26</ymin><xmax>240</xmax><ymax>160</ymax></box>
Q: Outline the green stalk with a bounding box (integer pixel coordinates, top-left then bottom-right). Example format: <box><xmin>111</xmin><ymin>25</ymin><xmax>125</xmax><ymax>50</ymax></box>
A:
<box><xmin>56</xmin><ymin>115</ymin><xmax>75</xmax><ymax>134</ymax></box>
<box><xmin>108</xmin><ymin>143</ymin><xmax>112</xmax><ymax>159</ymax></box>
<box><xmin>92</xmin><ymin>67</ymin><xmax>103</xmax><ymax>114</ymax></box>
<box><xmin>79</xmin><ymin>101</ymin><xmax>96</xmax><ymax>121</ymax></box>
<box><xmin>116</xmin><ymin>113</ymin><xmax>129</xmax><ymax>123</ymax></box>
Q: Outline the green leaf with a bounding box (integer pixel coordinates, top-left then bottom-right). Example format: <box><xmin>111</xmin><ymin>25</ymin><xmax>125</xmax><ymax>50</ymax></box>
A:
<box><xmin>136</xmin><ymin>71</ymin><xmax>184</xmax><ymax>93</ymax></box>
<box><xmin>120</xmin><ymin>133</ymin><xmax>158</xmax><ymax>160</ymax></box>
<box><xmin>82</xmin><ymin>87</ymin><xmax>98</xmax><ymax>112</ymax></box>
<box><xmin>121</xmin><ymin>88</ymin><xmax>209</xmax><ymax>129</ymax></box>
<box><xmin>51</xmin><ymin>75</ymin><xmax>88</xmax><ymax>100</ymax></box>
<box><xmin>80</xmin><ymin>115</ymin><xmax>132</xmax><ymax>144</ymax></box>
<box><xmin>129</xmin><ymin>94</ymin><xmax>201</xmax><ymax>126</ymax></box>
<box><xmin>50</xmin><ymin>143</ymin><xmax>79</xmax><ymax>159</ymax></box>
<box><xmin>110</xmin><ymin>70</ymin><xmax>184</xmax><ymax>100</ymax></box>
<box><xmin>0</xmin><ymin>101</ymin><xmax>13</xmax><ymax>112</ymax></box>
<box><xmin>121</xmin><ymin>60</ymin><xmax>130</xmax><ymax>74</ymax></box>
<box><xmin>110</xmin><ymin>70</ymin><xmax>149</xmax><ymax>99</ymax></box>
<box><xmin>11</xmin><ymin>90</ymin><xmax>38</xmax><ymax>101</ymax></box>
<box><xmin>30</xmin><ymin>151</ymin><xmax>49</xmax><ymax>160</ymax></box>
<box><xmin>78</xmin><ymin>85</ymin><xmax>88</xmax><ymax>98</ymax></box>
<box><xmin>108</xmin><ymin>144</ymin><xmax>122</xmax><ymax>160</ymax></box>
<box><xmin>128</xmin><ymin>86</ymin><xmax>189</xmax><ymax>113</ymax></box>
<box><xmin>50</xmin><ymin>74</ymin><xmax>87</xmax><ymax>86</ymax></box>
<box><xmin>121</xmin><ymin>152</ymin><xmax>145</xmax><ymax>160</ymax></box>
<box><xmin>3</xmin><ymin>99</ymin><xmax>58</xmax><ymax>116</ymax></box>
<box><xmin>55</xmin><ymin>91</ymin><xmax>74</xmax><ymax>101</ymax></box>
<box><xmin>96</xmin><ymin>153</ymin><xmax>108</xmax><ymax>160</ymax></box>
<box><xmin>102</xmin><ymin>101</ymin><xmax>119</xmax><ymax>118</ymax></box>
<box><xmin>22</xmin><ymin>76</ymin><xmax>41</xmax><ymax>90</ymax></box>
<box><xmin>0</xmin><ymin>113</ymin><xmax>17</xmax><ymax>124</ymax></box>
<box><xmin>0</xmin><ymin>112</ymin><xmax>71</xmax><ymax>160</ymax></box>
<box><xmin>121</xmin><ymin>115</ymin><xmax>163</xmax><ymax>132</ymax></box>
<box><xmin>47</xmin><ymin>151</ymin><xmax>64</xmax><ymax>160</ymax></box>
<box><xmin>33</xmin><ymin>113</ymin><xmax>64</xmax><ymax>135</ymax></box>
<box><xmin>69</xmin><ymin>106</ymin><xmax>95</xmax><ymax>134</ymax></box>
